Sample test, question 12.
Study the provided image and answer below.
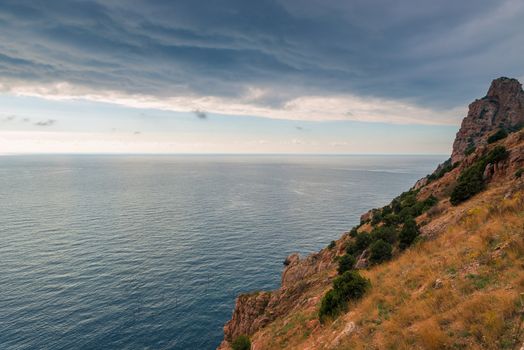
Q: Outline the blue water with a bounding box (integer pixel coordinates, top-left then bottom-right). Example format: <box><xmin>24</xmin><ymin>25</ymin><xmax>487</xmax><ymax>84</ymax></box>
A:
<box><xmin>0</xmin><ymin>155</ymin><xmax>444</xmax><ymax>349</ymax></box>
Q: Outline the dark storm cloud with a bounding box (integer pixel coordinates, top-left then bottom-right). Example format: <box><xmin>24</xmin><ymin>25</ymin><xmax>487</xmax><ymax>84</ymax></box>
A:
<box><xmin>0</xmin><ymin>0</ymin><xmax>523</xmax><ymax>113</ymax></box>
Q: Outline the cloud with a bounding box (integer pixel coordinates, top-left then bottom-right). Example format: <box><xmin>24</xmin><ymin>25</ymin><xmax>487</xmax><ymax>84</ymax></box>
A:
<box><xmin>0</xmin><ymin>0</ymin><xmax>522</xmax><ymax>124</ymax></box>
<box><xmin>193</xmin><ymin>109</ymin><xmax>207</xmax><ymax>119</ymax></box>
<box><xmin>133</xmin><ymin>131</ymin><xmax>141</xmax><ymax>135</ymax></box>
<box><xmin>34</xmin><ymin>119</ymin><xmax>56</xmax><ymax>126</ymax></box>
<box><xmin>1</xmin><ymin>80</ymin><xmax>465</xmax><ymax>125</ymax></box>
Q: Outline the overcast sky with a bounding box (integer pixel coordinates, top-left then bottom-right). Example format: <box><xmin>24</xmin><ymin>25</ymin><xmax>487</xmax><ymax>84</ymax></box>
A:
<box><xmin>0</xmin><ymin>0</ymin><xmax>523</xmax><ymax>154</ymax></box>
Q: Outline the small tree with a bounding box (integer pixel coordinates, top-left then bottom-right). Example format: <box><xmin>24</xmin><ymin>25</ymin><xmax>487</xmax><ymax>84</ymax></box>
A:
<box><xmin>346</xmin><ymin>233</ymin><xmax>372</xmax><ymax>256</ymax></box>
<box><xmin>232</xmin><ymin>335</ymin><xmax>251</xmax><ymax>350</ymax></box>
<box><xmin>399</xmin><ymin>219</ymin><xmax>419</xmax><ymax>249</ymax></box>
<box><xmin>332</xmin><ymin>270</ymin><xmax>370</xmax><ymax>301</ymax></box>
<box><xmin>319</xmin><ymin>271</ymin><xmax>370</xmax><ymax>321</ymax></box>
<box><xmin>371</xmin><ymin>226</ymin><xmax>397</xmax><ymax>244</ymax></box>
<box><xmin>318</xmin><ymin>289</ymin><xmax>341</xmax><ymax>321</ymax></box>
<box><xmin>369</xmin><ymin>239</ymin><xmax>392</xmax><ymax>264</ymax></box>
<box><xmin>337</xmin><ymin>254</ymin><xmax>356</xmax><ymax>274</ymax></box>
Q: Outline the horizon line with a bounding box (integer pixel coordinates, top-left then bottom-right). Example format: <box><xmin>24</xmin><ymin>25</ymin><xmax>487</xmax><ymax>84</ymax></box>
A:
<box><xmin>0</xmin><ymin>152</ymin><xmax>449</xmax><ymax>157</ymax></box>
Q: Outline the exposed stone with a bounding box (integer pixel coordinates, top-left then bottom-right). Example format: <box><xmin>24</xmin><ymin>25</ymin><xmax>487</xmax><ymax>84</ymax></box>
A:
<box><xmin>451</xmin><ymin>77</ymin><xmax>524</xmax><ymax>164</ymax></box>
<box><xmin>221</xmin><ymin>247</ymin><xmax>338</xmax><ymax>348</ymax></box>
<box><xmin>413</xmin><ymin>176</ymin><xmax>428</xmax><ymax>190</ymax></box>
<box><xmin>483</xmin><ymin>163</ymin><xmax>494</xmax><ymax>181</ymax></box>
<box><xmin>330</xmin><ymin>321</ymin><xmax>356</xmax><ymax>347</ymax></box>
<box><xmin>283</xmin><ymin>253</ymin><xmax>299</xmax><ymax>267</ymax></box>
<box><xmin>433</xmin><ymin>278</ymin><xmax>443</xmax><ymax>289</ymax></box>
<box><xmin>360</xmin><ymin>210</ymin><xmax>373</xmax><ymax>224</ymax></box>
<box><xmin>223</xmin><ymin>291</ymin><xmax>272</xmax><ymax>342</ymax></box>
<box><xmin>282</xmin><ymin>251</ymin><xmax>335</xmax><ymax>288</ymax></box>
<box><xmin>354</xmin><ymin>249</ymin><xmax>369</xmax><ymax>269</ymax></box>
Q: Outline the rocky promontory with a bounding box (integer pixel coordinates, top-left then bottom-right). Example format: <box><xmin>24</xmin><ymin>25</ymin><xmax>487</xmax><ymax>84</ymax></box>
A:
<box><xmin>451</xmin><ymin>77</ymin><xmax>524</xmax><ymax>164</ymax></box>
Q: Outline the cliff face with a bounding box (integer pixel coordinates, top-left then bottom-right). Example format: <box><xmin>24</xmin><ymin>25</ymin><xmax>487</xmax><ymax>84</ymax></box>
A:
<box><xmin>219</xmin><ymin>78</ymin><xmax>524</xmax><ymax>350</ymax></box>
<box><xmin>451</xmin><ymin>77</ymin><xmax>524</xmax><ymax>164</ymax></box>
<box><xmin>220</xmin><ymin>247</ymin><xmax>342</xmax><ymax>347</ymax></box>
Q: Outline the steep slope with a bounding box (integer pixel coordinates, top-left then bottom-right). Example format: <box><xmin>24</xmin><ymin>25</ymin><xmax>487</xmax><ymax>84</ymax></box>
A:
<box><xmin>218</xmin><ymin>78</ymin><xmax>524</xmax><ymax>350</ymax></box>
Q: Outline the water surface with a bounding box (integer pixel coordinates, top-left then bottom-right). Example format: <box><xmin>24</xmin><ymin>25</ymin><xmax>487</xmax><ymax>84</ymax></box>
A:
<box><xmin>0</xmin><ymin>155</ymin><xmax>445</xmax><ymax>349</ymax></box>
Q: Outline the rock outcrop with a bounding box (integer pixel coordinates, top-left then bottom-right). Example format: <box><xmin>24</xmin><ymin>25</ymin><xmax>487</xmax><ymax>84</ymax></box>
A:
<box><xmin>451</xmin><ymin>77</ymin><xmax>524</xmax><ymax>164</ymax></box>
<box><xmin>219</xmin><ymin>246</ymin><xmax>341</xmax><ymax>348</ymax></box>
<box><xmin>221</xmin><ymin>291</ymin><xmax>272</xmax><ymax>344</ymax></box>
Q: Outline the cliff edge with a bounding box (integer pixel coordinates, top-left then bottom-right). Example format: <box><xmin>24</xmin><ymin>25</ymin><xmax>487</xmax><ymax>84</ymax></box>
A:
<box><xmin>219</xmin><ymin>78</ymin><xmax>524</xmax><ymax>350</ymax></box>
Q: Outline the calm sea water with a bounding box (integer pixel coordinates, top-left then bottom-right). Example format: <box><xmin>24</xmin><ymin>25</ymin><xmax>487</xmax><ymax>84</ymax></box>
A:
<box><xmin>0</xmin><ymin>155</ymin><xmax>445</xmax><ymax>350</ymax></box>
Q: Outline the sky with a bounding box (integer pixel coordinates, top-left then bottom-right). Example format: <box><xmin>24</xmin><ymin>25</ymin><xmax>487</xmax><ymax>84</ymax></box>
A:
<box><xmin>0</xmin><ymin>0</ymin><xmax>523</xmax><ymax>154</ymax></box>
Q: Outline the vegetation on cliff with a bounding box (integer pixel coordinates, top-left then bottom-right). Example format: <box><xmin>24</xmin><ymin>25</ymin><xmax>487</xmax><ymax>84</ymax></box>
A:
<box><xmin>219</xmin><ymin>78</ymin><xmax>524</xmax><ymax>350</ymax></box>
<box><xmin>319</xmin><ymin>271</ymin><xmax>370</xmax><ymax>322</ymax></box>
<box><xmin>231</xmin><ymin>335</ymin><xmax>251</xmax><ymax>350</ymax></box>
<box><xmin>450</xmin><ymin>146</ymin><xmax>509</xmax><ymax>205</ymax></box>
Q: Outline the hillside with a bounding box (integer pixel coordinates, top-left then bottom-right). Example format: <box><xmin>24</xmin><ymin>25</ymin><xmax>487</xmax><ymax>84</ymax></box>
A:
<box><xmin>218</xmin><ymin>78</ymin><xmax>524</xmax><ymax>350</ymax></box>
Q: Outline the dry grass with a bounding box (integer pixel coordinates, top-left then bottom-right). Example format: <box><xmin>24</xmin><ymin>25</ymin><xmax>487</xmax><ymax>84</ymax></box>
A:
<box><xmin>253</xmin><ymin>188</ymin><xmax>524</xmax><ymax>349</ymax></box>
<box><xmin>338</xmin><ymin>189</ymin><xmax>524</xmax><ymax>350</ymax></box>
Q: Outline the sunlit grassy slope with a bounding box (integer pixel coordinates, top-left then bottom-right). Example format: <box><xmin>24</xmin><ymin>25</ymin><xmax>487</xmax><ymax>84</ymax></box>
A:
<box><xmin>250</xmin><ymin>185</ymin><xmax>524</xmax><ymax>350</ymax></box>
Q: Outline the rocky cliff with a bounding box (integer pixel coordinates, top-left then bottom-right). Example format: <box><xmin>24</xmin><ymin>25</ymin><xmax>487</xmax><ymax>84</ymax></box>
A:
<box><xmin>219</xmin><ymin>78</ymin><xmax>524</xmax><ymax>350</ymax></box>
<box><xmin>451</xmin><ymin>77</ymin><xmax>524</xmax><ymax>164</ymax></box>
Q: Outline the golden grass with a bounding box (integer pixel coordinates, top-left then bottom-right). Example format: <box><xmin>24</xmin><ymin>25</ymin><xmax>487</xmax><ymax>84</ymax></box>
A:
<box><xmin>338</xmin><ymin>189</ymin><xmax>524</xmax><ymax>350</ymax></box>
<box><xmin>253</xmin><ymin>188</ymin><xmax>524</xmax><ymax>349</ymax></box>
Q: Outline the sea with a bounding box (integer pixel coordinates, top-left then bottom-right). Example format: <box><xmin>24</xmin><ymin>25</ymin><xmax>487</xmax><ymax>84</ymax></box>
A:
<box><xmin>0</xmin><ymin>154</ymin><xmax>445</xmax><ymax>349</ymax></box>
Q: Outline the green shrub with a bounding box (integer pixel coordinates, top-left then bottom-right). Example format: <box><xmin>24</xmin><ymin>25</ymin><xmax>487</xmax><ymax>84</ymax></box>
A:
<box><xmin>450</xmin><ymin>146</ymin><xmax>509</xmax><ymax>205</ymax></box>
<box><xmin>371</xmin><ymin>226</ymin><xmax>397</xmax><ymax>244</ymax></box>
<box><xmin>319</xmin><ymin>271</ymin><xmax>370</xmax><ymax>321</ymax></box>
<box><xmin>369</xmin><ymin>239</ymin><xmax>393</xmax><ymax>264</ymax></box>
<box><xmin>487</xmin><ymin>128</ymin><xmax>508</xmax><ymax>144</ymax></box>
<box><xmin>399</xmin><ymin>219</ymin><xmax>419</xmax><ymax>249</ymax></box>
<box><xmin>421</xmin><ymin>195</ymin><xmax>438</xmax><ymax>211</ymax></box>
<box><xmin>232</xmin><ymin>335</ymin><xmax>251</xmax><ymax>350</ymax></box>
<box><xmin>337</xmin><ymin>254</ymin><xmax>356</xmax><ymax>274</ymax></box>
<box><xmin>516</xmin><ymin>168</ymin><xmax>523</xmax><ymax>178</ymax></box>
<box><xmin>381</xmin><ymin>205</ymin><xmax>392</xmax><ymax>216</ymax></box>
<box><xmin>398</xmin><ymin>206</ymin><xmax>414</xmax><ymax>221</ymax></box>
<box><xmin>382</xmin><ymin>213</ymin><xmax>401</xmax><ymax>226</ymax></box>
<box><xmin>328</xmin><ymin>240</ymin><xmax>336</xmax><ymax>250</ymax></box>
<box><xmin>399</xmin><ymin>190</ymin><xmax>417</xmax><ymax>208</ymax></box>
<box><xmin>346</xmin><ymin>233</ymin><xmax>372</xmax><ymax>256</ymax></box>
<box><xmin>333</xmin><ymin>271</ymin><xmax>370</xmax><ymax>300</ymax></box>
<box><xmin>450</xmin><ymin>162</ymin><xmax>485</xmax><ymax>205</ymax></box>
<box><xmin>391</xmin><ymin>198</ymin><xmax>402</xmax><ymax>214</ymax></box>
<box><xmin>349</xmin><ymin>227</ymin><xmax>358</xmax><ymax>238</ymax></box>
<box><xmin>318</xmin><ymin>289</ymin><xmax>341</xmax><ymax>320</ymax></box>
<box><xmin>371</xmin><ymin>209</ymin><xmax>383</xmax><ymax>225</ymax></box>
